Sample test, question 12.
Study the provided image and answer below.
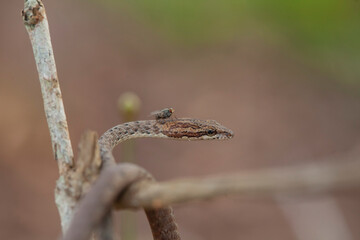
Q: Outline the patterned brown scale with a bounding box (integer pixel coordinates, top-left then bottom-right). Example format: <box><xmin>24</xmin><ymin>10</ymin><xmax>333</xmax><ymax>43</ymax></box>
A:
<box><xmin>98</xmin><ymin>118</ymin><xmax>233</xmax><ymax>240</ymax></box>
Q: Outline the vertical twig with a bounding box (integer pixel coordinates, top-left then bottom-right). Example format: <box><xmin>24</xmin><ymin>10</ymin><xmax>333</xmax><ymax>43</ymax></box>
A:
<box><xmin>22</xmin><ymin>0</ymin><xmax>74</xmax><ymax>232</ymax></box>
<box><xmin>22</xmin><ymin>0</ymin><xmax>73</xmax><ymax>170</ymax></box>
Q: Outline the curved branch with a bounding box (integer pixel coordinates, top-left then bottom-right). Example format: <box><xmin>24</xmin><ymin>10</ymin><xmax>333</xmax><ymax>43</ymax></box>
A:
<box><xmin>62</xmin><ymin>163</ymin><xmax>145</xmax><ymax>240</ymax></box>
<box><xmin>63</xmin><ymin>157</ymin><xmax>360</xmax><ymax>240</ymax></box>
<box><xmin>63</xmin><ymin>163</ymin><xmax>181</xmax><ymax>240</ymax></box>
<box><xmin>116</xmin><ymin>160</ymin><xmax>360</xmax><ymax>209</ymax></box>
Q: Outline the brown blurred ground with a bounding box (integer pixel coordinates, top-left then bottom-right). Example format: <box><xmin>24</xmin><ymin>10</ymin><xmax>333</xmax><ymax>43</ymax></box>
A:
<box><xmin>1</xmin><ymin>1</ymin><xmax>360</xmax><ymax>240</ymax></box>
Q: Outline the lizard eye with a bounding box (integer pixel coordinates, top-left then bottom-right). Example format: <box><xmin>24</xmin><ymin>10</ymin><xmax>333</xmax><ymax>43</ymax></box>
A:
<box><xmin>207</xmin><ymin>129</ymin><xmax>216</xmax><ymax>136</ymax></box>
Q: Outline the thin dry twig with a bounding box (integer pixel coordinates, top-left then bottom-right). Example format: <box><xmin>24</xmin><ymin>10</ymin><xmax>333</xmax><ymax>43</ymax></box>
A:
<box><xmin>116</xmin><ymin>160</ymin><xmax>360</xmax><ymax>209</ymax></box>
<box><xmin>22</xmin><ymin>0</ymin><xmax>73</xmax><ymax>170</ymax></box>
<box><xmin>63</xmin><ymin>155</ymin><xmax>360</xmax><ymax>240</ymax></box>
<box><xmin>22</xmin><ymin>0</ymin><xmax>77</xmax><ymax>232</ymax></box>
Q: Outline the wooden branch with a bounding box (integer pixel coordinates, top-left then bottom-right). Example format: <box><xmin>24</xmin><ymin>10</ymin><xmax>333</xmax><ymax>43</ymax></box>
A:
<box><xmin>55</xmin><ymin>131</ymin><xmax>101</xmax><ymax>234</ymax></box>
<box><xmin>22</xmin><ymin>0</ymin><xmax>73</xmax><ymax>171</ymax></box>
<box><xmin>62</xmin><ymin>163</ymin><xmax>152</xmax><ymax>240</ymax></box>
<box><xmin>116</xmin><ymin>160</ymin><xmax>360</xmax><ymax>209</ymax></box>
<box><xmin>63</xmin><ymin>155</ymin><xmax>360</xmax><ymax>240</ymax></box>
<box><xmin>22</xmin><ymin>0</ymin><xmax>79</xmax><ymax>233</ymax></box>
<box><xmin>63</xmin><ymin>162</ymin><xmax>181</xmax><ymax>240</ymax></box>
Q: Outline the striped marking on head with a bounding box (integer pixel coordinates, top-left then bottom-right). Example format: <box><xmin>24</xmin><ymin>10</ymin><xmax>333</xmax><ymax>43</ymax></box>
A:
<box><xmin>159</xmin><ymin>119</ymin><xmax>234</xmax><ymax>140</ymax></box>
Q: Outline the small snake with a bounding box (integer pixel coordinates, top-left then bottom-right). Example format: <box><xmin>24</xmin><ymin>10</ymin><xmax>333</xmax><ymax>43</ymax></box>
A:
<box><xmin>98</xmin><ymin>117</ymin><xmax>234</xmax><ymax>240</ymax></box>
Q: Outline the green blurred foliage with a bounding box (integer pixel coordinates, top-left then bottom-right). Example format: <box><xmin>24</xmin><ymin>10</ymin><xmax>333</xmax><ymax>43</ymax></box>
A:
<box><xmin>125</xmin><ymin>0</ymin><xmax>248</xmax><ymax>45</ymax></box>
<box><xmin>100</xmin><ymin>0</ymin><xmax>360</xmax><ymax>85</ymax></box>
<box><xmin>250</xmin><ymin>0</ymin><xmax>360</xmax><ymax>85</ymax></box>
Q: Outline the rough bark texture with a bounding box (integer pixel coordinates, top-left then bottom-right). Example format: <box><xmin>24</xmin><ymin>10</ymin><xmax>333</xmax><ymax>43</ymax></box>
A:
<box><xmin>55</xmin><ymin>131</ymin><xmax>102</xmax><ymax>234</ymax></box>
<box><xmin>23</xmin><ymin>0</ymin><xmax>77</xmax><ymax>233</ymax></box>
<box><xmin>23</xmin><ymin>0</ymin><xmax>73</xmax><ymax>171</ymax></box>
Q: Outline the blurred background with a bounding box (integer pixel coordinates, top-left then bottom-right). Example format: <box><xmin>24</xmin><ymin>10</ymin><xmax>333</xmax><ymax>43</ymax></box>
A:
<box><xmin>1</xmin><ymin>0</ymin><xmax>360</xmax><ymax>239</ymax></box>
